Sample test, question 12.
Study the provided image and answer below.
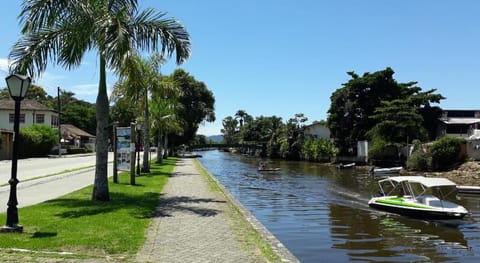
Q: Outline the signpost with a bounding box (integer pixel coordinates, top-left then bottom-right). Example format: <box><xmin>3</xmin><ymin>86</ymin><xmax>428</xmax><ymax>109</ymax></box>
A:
<box><xmin>114</xmin><ymin>125</ymin><xmax>136</xmax><ymax>185</ymax></box>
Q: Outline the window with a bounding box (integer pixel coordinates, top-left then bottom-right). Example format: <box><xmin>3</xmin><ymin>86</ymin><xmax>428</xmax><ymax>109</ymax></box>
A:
<box><xmin>36</xmin><ymin>114</ymin><xmax>45</xmax><ymax>124</ymax></box>
<box><xmin>9</xmin><ymin>114</ymin><xmax>25</xmax><ymax>123</ymax></box>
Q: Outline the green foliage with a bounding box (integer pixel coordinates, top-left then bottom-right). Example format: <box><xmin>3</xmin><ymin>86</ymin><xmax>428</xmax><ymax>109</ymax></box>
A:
<box><xmin>67</xmin><ymin>147</ymin><xmax>90</xmax><ymax>154</ymax></box>
<box><xmin>368</xmin><ymin>138</ymin><xmax>399</xmax><ymax>162</ymax></box>
<box><xmin>301</xmin><ymin>136</ymin><xmax>337</xmax><ymax>162</ymax></box>
<box><xmin>327</xmin><ymin>67</ymin><xmax>444</xmax><ymax>155</ymax></box>
<box><xmin>407</xmin><ymin>150</ymin><xmax>431</xmax><ymax>171</ymax></box>
<box><xmin>19</xmin><ymin>125</ymin><xmax>58</xmax><ymax>158</ymax></box>
<box><xmin>171</xmin><ymin>69</ymin><xmax>216</xmax><ymax>145</ymax></box>
<box><xmin>367</xmin><ymin>99</ymin><xmax>428</xmax><ymax>144</ymax></box>
<box><xmin>429</xmin><ymin>136</ymin><xmax>466</xmax><ymax>171</ymax></box>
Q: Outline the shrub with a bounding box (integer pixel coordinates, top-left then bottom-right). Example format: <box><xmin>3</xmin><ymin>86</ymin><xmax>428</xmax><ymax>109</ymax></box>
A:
<box><xmin>368</xmin><ymin>139</ymin><xmax>398</xmax><ymax>163</ymax></box>
<box><xmin>429</xmin><ymin>136</ymin><xmax>466</xmax><ymax>171</ymax></box>
<box><xmin>301</xmin><ymin>137</ymin><xmax>336</xmax><ymax>162</ymax></box>
<box><xmin>407</xmin><ymin>150</ymin><xmax>431</xmax><ymax>171</ymax></box>
<box><xmin>67</xmin><ymin>147</ymin><xmax>90</xmax><ymax>154</ymax></box>
<box><xmin>18</xmin><ymin>125</ymin><xmax>58</xmax><ymax>158</ymax></box>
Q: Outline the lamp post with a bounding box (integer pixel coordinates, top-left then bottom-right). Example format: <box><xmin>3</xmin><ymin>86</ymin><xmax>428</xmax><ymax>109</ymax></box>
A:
<box><xmin>1</xmin><ymin>74</ymin><xmax>31</xmax><ymax>233</ymax></box>
<box><xmin>136</xmin><ymin>122</ymin><xmax>142</xmax><ymax>176</ymax></box>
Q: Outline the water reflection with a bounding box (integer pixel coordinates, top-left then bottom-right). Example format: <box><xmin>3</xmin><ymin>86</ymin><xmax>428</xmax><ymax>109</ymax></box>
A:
<box><xmin>196</xmin><ymin>150</ymin><xmax>480</xmax><ymax>262</ymax></box>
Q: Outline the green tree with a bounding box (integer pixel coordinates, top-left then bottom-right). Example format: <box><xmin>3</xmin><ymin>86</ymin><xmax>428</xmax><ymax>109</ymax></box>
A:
<box><xmin>367</xmin><ymin>99</ymin><xmax>428</xmax><ymax>144</ymax></box>
<box><xmin>170</xmin><ymin>69</ymin><xmax>215</xmax><ymax>145</ymax></box>
<box><xmin>0</xmin><ymin>85</ymin><xmax>51</xmax><ymax>105</ymax></box>
<box><xmin>327</xmin><ymin>68</ymin><xmax>444</xmax><ymax>155</ymax></box>
<box><xmin>10</xmin><ymin>0</ymin><xmax>190</xmax><ymax>201</ymax></box>
<box><xmin>150</xmin><ymin>82</ymin><xmax>182</xmax><ymax>163</ymax></box>
<box><xmin>281</xmin><ymin>113</ymin><xmax>307</xmax><ymax>160</ymax></box>
<box><xmin>221</xmin><ymin>116</ymin><xmax>239</xmax><ymax>145</ymax></box>
<box><xmin>114</xmin><ymin>52</ymin><xmax>166</xmax><ymax>172</ymax></box>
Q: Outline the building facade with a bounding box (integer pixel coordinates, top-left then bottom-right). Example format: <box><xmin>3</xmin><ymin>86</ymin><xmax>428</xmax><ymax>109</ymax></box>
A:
<box><xmin>0</xmin><ymin>99</ymin><xmax>59</xmax><ymax>159</ymax></box>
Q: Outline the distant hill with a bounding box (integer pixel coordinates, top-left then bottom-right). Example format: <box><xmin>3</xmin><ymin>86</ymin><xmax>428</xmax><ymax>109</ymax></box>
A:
<box><xmin>206</xmin><ymin>135</ymin><xmax>223</xmax><ymax>143</ymax></box>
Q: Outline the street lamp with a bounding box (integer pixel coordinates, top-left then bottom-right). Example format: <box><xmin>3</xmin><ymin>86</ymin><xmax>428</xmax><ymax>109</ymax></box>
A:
<box><xmin>1</xmin><ymin>74</ymin><xmax>31</xmax><ymax>232</ymax></box>
<box><xmin>136</xmin><ymin>121</ymin><xmax>142</xmax><ymax>176</ymax></box>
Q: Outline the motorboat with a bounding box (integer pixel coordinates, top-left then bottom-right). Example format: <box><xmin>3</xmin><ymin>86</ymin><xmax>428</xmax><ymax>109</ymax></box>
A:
<box><xmin>368</xmin><ymin>176</ymin><xmax>469</xmax><ymax>220</ymax></box>
<box><xmin>257</xmin><ymin>161</ymin><xmax>280</xmax><ymax>172</ymax></box>
<box><xmin>257</xmin><ymin>167</ymin><xmax>281</xmax><ymax>172</ymax></box>
<box><xmin>369</xmin><ymin>166</ymin><xmax>402</xmax><ymax>175</ymax></box>
<box><xmin>336</xmin><ymin>162</ymin><xmax>356</xmax><ymax>169</ymax></box>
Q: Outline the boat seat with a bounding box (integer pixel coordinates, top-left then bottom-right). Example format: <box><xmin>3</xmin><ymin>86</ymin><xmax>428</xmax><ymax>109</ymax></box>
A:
<box><xmin>416</xmin><ymin>196</ymin><xmax>425</xmax><ymax>204</ymax></box>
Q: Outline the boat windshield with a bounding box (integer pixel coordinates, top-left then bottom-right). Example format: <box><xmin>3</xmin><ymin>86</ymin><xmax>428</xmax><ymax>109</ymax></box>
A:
<box><xmin>378</xmin><ymin>179</ymin><xmax>458</xmax><ymax>201</ymax></box>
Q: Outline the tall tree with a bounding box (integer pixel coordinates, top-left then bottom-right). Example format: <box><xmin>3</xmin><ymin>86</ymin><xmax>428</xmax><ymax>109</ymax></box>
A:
<box><xmin>221</xmin><ymin>116</ymin><xmax>239</xmax><ymax>145</ymax></box>
<box><xmin>10</xmin><ymin>0</ymin><xmax>190</xmax><ymax>201</ymax></box>
<box><xmin>235</xmin><ymin>110</ymin><xmax>249</xmax><ymax>127</ymax></box>
<box><xmin>114</xmin><ymin>52</ymin><xmax>165</xmax><ymax>173</ymax></box>
<box><xmin>171</xmin><ymin>69</ymin><xmax>215</xmax><ymax>145</ymax></box>
<box><xmin>327</xmin><ymin>68</ymin><xmax>444</xmax><ymax>155</ymax></box>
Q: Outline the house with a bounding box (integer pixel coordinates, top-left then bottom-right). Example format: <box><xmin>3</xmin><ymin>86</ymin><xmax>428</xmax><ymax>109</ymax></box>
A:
<box><xmin>304</xmin><ymin>122</ymin><xmax>331</xmax><ymax>139</ymax></box>
<box><xmin>0</xmin><ymin>99</ymin><xmax>59</xmax><ymax>159</ymax></box>
<box><xmin>60</xmin><ymin>124</ymin><xmax>95</xmax><ymax>151</ymax></box>
<box><xmin>437</xmin><ymin>109</ymin><xmax>480</xmax><ymax>161</ymax></box>
<box><xmin>0</xmin><ymin>99</ymin><xmax>59</xmax><ymax>130</ymax></box>
<box><xmin>437</xmin><ymin>109</ymin><xmax>480</xmax><ymax>139</ymax></box>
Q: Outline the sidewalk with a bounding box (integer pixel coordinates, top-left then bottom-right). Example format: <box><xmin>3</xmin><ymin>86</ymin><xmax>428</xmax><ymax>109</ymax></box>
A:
<box><xmin>135</xmin><ymin>157</ymin><xmax>299</xmax><ymax>263</ymax></box>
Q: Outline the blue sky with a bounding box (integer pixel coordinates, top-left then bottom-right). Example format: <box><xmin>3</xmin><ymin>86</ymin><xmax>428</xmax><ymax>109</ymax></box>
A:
<box><xmin>1</xmin><ymin>1</ymin><xmax>480</xmax><ymax>135</ymax></box>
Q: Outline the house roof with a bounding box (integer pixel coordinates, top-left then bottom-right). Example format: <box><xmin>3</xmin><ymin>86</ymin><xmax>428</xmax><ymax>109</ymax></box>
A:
<box><xmin>439</xmin><ymin>118</ymin><xmax>480</xmax><ymax>125</ymax></box>
<box><xmin>61</xmin><ymin>124</ymin><xmax>95</xmax><ymax>139</ymax></box>
<box><xmin>0</xmin><ymin>99</ymin><xmax>54</xmax><ymax>111</ymax></box>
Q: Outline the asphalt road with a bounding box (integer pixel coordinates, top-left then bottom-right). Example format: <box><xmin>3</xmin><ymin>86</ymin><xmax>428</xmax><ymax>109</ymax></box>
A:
<box><xmin>0</xmin><ymin>153</ymin><xmax>114</xmax><ymax>208</ymax></box>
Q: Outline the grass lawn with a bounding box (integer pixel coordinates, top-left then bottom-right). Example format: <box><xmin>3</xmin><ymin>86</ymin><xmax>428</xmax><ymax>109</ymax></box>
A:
<box><xmin>0</xmin><ymin>158</ymin><xmax>176</xmax><ymax>261</ymax></box>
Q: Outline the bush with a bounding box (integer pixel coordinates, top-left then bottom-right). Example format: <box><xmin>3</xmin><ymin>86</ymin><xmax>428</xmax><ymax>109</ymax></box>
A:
<box><xmin>407</xmin><ymin>150</ymin><xmax>431</xmax><ymax>171</ymax></box>
<box><xmin>368</xmin><ymin>139</ymin><xmax>398</xmax><ymax>162</ymax></box>
<box><xmin>301</xmin><ymin>137</ymin><xmax>336</xmax><ymax>162</ymax></box>
<box><xmin>429</xmin><ymin>136</ymin><xmax>466</xmax><ymax>171</ymax></box>
<box><xmin>18</xmin><ymin>125</ymin><xmax>58</xmax><ymax>158</ymax></box>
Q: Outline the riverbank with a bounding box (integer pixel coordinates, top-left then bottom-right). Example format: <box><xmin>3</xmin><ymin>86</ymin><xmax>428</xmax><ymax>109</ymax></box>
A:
<box><xmin>402</xmin><ymin>161</ymin><xmax>480</xmax><ymax>186</ymax></box>
<box><xmin>136</xmin><ymin>157</ymin><xmax>298</xmax><ymax>263</ymax></box>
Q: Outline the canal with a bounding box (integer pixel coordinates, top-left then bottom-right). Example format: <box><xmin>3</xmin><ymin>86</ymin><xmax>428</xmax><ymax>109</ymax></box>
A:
<box><xmin>195</xmin><ymin>150</ymin><xmax>480</xmax><ymax>262</ymax></box>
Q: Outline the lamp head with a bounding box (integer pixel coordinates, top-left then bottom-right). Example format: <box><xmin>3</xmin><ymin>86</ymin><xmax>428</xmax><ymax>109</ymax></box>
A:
<box><xmin>5</xmin><ymin>74</ymin><xmax>31</xmax><ymax>100</ymax></box>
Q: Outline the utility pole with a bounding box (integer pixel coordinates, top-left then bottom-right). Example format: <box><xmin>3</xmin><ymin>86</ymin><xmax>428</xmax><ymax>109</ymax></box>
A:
<box><xmin>57</xmin><ymin>87</ymin><xmax>62</xmax><ymax>157</ymax></box>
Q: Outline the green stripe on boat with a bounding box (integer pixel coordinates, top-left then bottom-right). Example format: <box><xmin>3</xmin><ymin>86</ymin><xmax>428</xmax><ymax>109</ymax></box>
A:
<box><xmin>375</xmin><ymin>197</ymin><xmax>433</xmax><ymax>209</ymax></box>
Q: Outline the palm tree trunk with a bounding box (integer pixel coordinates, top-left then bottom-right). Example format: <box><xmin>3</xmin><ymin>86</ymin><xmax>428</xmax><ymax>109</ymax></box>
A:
<box><xmin>156</xmin><ymin>130</ymin><xmax>163</xmax><ymax>163</ymax></box>
<box><xmin>164</xmin><ymin>136</ymin><xmax>169</xmax><ymax>158</ymax></box>
<box><xmin>142</xmin><ymin>92</ymin><xmax>150</xmax><ymax>172</ymax></box>
<box><xmin>92</xmin><ymin>55</ymin><xmax>110</xmax><ymax>201</ymax></box>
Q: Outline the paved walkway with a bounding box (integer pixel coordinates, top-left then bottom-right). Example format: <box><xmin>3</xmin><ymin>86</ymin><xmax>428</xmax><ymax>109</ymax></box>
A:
<box><xmin>136</xmin><ymin>158</ymin><xmax>298</xmax><ymax>263</ymax></box>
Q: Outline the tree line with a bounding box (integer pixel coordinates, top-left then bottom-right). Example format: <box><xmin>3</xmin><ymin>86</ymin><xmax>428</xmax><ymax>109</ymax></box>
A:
<box><xmin>220</xmin><ymin>111</ymin><xmax>336</xmax><ymax>161</ymax></box>
<box><xmin>220</xmin><ymin>67</ymin><xmax>465</xmax><ymax>170</ymax></box>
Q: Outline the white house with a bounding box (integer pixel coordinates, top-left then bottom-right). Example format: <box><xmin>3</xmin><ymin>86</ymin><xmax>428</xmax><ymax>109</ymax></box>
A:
<box><xmin>0</xmin><ymin>99</ymin><xmax>58</xmax><ymax>159</ymax></box>
<box><xmin>304</xmin><ymin>122</ymin><xmax>331</xmax><ymax>139</ymax></box>
<box><xmin>0</xmin><ymin>99</ymin><xmax>59</xmax><ymax>130</ymax></box>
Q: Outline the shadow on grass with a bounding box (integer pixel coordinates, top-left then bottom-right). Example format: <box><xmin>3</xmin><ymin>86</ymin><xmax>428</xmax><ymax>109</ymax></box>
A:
<box><xmin>31</xmin><ymin>232</ymin><xmax>58</xmax><ymax>238</ymax></box>
<box><xmin>155</xmin><ymin>194</ymin><xmax>226</xmax><ymax>217</ymax></box>
<box><xmin>46</xmin><ymin>191</ymin><xmax>161</xmax><ymax>219</ymax></box>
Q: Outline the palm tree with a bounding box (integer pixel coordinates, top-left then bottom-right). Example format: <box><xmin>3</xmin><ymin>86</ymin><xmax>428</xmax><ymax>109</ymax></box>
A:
<box><xmin>150</xmin><ymin>96</ymin><xmax>182</xmax><ymax>163</ymax></box>
<box><xmin>10</xmin><ymin>0</ymin><xmax>190</xmax><ymax>201</ymax></box>
<box><xmin>235</xmin><ymin>110</ymin><xmax>248</xmax><ymax>127</ymax></box>
<box><xmin>115</xmin><ymin>52</ymin><xmax>166</xmax><ymax>173</ymax></box>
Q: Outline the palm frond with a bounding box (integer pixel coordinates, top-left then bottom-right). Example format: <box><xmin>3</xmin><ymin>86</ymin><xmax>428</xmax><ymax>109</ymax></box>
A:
<box><xmin>130</xmin><ymin>8</ymin><xmax>191</xmax><ymax>64</ymax></box>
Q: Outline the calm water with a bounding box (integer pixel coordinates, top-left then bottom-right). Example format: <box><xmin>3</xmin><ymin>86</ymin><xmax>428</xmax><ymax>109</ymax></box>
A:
<box><xmin>196</xmin><ymin>150</ymin><xmax>480</xmax><ymax>263</ymax></box>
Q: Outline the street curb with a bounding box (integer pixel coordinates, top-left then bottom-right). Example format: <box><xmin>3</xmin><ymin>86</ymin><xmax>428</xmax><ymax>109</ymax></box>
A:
<box><xmin>194</xmin><ymin>159</ymin><xmax>300</xmax><ymax>263</ymax></box>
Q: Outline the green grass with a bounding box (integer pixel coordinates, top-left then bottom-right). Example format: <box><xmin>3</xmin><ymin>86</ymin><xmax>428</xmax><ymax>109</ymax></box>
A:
<box><xmin>0</xmin><ymin>158</ymin><xmax>176</xmax><ymax>260</ymax></box>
